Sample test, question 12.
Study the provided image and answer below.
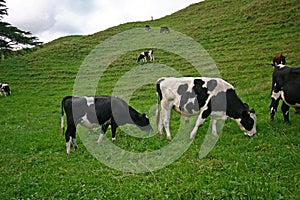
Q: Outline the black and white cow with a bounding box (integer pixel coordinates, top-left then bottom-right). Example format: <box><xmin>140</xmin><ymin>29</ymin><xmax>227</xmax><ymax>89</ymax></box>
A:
<box><xmin>270</xmin><ymin>65</ymin><xmax>300</xmax><ymax>122</ymax></box>
<box><xmin>0</xmin><ymin>83</ymin><xmax>11</xmax><ymax>96</ymax></box>
<box><xmin>160</xmin><ymin>26</ymin><xmax>170</xmax><ymax>33</ymax></box>
<box><xmin>61</xmin><ymin>96</ymin><xmax>153</xmax><ymax>154</ymax></box>
<box><xmin>137</xmin><ymin>50</ymin><xmax>154</xmax><ymax>62</ymax></box>
<box><xmin>145</xmin><ymin>25</ymin><xmax>151</xmax><ymax>32</ymax></box>
<box><xmin>156</xmin><ymin>77</ymin><xmax>257</xmax><ymax>139</ymax></box>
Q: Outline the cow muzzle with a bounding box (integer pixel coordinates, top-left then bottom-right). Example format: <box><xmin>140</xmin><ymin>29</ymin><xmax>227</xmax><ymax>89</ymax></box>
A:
<box><xmin>244</xmin><ymin>130</ymin><xmax>256</xmax><ymax>137</ymax></box>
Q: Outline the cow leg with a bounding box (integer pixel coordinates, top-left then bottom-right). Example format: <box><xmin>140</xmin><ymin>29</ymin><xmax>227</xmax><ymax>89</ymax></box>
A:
<box><xmin>111</xmin><ymin>120</ymin><xmax>118</xmax><ymax>142</ymax></box>
<box><xmin>158</xmin><ymin>102</ymin><xmax>173</xmax><ymax>140</ymax></box>
<box><xmin>190</xmin><ymin>107</ymin><xmax>210</xmax><ymax>139</ymax></box>
<box><xmin>65</xmin><ymin>125</ymin><xmax>76</xmax><ymax>154</ymax></box>
<box><xmin>150</xmin><ymin>55</ymin><xmax>154</xmax><ymax>61</ymax></box>
<box><xmin>270</xmin><ymin>98</ymin><xmax>280</xmax><ymax>120</ymax></box>
<box><xmin>281</xmin><ymin>102</ymin><xmax>290</xmax><ymax>123</ymax></box>
<box><xmin>211</xmin><ymin>118</ymin><xmax>218</xmax><ymax>137</ymax></box>
<box><xmin>190</xmin><ymin>115</ymin><xmax>206</xmax><ymax>139</ymax></box>
<box><xmin>97</xmin><ymin>124</ymin><xmax>109</xmax><ymax>144</ymax></box>
<box><xmin>183</xmin><ymin>116</ymin><xmax>190</xmax><ymax>123</ymax></box>
<box><xmin>72</xmin><ymin>138</ymin><xmax>79</xmax><ymax>151</ymax></box>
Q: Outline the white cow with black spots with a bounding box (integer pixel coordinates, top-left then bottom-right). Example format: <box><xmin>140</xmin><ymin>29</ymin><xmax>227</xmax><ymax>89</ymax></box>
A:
<box><xmin>156</xmin><ymin>77</ymin><xmax>257</xmax><ymax>139</ymax></box>
<box><xmin>137</xmin><ymin>50</ymin><xmax>154</xmax><ymax>62</ymax></box>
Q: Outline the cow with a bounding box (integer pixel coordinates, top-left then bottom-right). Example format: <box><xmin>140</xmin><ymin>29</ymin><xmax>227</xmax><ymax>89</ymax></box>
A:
<box><xmin>160</xmin><ymin>26</ymin><xmax>170</xmax><ymax>33</ymax></box>
<box><xmin>137</xmin><ymin>50</ymin><xmax>154</xmax><ymax>62</ymax></box>
<box><xmin>61</xmin><ymin>96</ymin><xmax>153</xmax><ymax>154</ymax></box>
<box><xmin>270</xmin><ymin>65</ymin><xmax>300</xmax><ymax>123</ymax></box>
<box><xmin>156</xmin><ymin>77</ymin><xmax>257</xmax><ymax>139</ymax></box>
<box><xmin>145</xmin><ymin>25</ymin><xmax>151</xmax><ymax>32</ymax></box>
<box><xmin>0</xmin><ymin>83</ymin><xmax>11</xmax><ymax>96</ymax></box>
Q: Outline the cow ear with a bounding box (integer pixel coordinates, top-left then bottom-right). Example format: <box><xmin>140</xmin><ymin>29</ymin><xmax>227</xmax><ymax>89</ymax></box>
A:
<box><xmin>243</xmin><ymin>103</ymin><xmax>249</xmax><ymax>110</ymax></box>
<box><xmin>250</xmin><ymin>109</ymin><xmax>255</xmax><ymax>114</ymax></box>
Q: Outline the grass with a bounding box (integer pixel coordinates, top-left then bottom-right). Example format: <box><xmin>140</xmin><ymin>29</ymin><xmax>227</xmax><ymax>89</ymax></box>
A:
<box><xmin>0</xmin><ymin>0</ymin><xmax>299</xmax><ymax>199</ymax></box>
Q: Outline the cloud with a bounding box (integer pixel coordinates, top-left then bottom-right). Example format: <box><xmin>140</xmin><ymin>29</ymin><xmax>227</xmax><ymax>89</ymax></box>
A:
<box><xmin>4</xmin><ymin>0</ymin><xmax>202</xmax><ymax>43</ymax></box>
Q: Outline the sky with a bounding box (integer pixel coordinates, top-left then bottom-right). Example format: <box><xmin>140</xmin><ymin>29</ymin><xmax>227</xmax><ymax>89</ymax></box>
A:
<box><xmin>4</xmin><ymin>0</ymin><xmax>202</xmax><ymax>43</ymax></box>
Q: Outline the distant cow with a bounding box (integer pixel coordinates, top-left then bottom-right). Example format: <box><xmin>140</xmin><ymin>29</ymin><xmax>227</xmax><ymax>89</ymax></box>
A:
<box><xmin>160</xmin><ymin>26</ymin><xmax>170</xmax><ymax>33</ymax></box>
<box><xmin>156</xmin><ymin>77</ymin><xmax>257</xmax><ymax>139</ymax></box>
<box><xmin>270</xmin><ymin>65</ymin><xmax>300</xmax><ymax>122</ymax></box>
<box><xmin>61</xmin><ymin>96</ymin><xmax>153</xmax><ymax>154</ymax></box>
<box><xmin>137</xmin><ymin>50</ymin><xmax>154</xmax><ymax>62</ymax></box>
<box><xmin>0</xmin><ymin>83</ymin><xmax>11</xmax><ymax>96</ymax></box>
<box><xmin>145</xmin><ymin>25</ymin><xmax>151</xmax><ymax>31</ymax></box>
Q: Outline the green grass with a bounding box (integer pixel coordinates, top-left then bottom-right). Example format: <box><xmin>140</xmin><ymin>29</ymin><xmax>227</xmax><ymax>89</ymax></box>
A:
<box><xmin>0</xmin><ymin>0</ymin><xmax>299</xmax><ymax>199</ymax></box>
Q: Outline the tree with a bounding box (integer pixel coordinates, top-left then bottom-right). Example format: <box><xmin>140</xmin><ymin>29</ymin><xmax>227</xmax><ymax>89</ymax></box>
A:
<box><xmin>0</xmin><ymin>0</ymin><xmax>42</xmax><ymax>59</ymax></box>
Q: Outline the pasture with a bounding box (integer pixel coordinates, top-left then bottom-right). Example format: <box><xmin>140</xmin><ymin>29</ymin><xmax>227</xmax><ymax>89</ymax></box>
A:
<box><xmin>0</xmin><ymin>0</ymin><xmax>299</xmax><ymax>199</ymax></box>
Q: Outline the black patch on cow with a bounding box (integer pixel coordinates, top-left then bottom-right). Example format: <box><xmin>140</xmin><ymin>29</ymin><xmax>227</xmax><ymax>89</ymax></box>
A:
<box><xmin>177</xmin><ymin>84</ymin><xmax>188</xmax><ymax>95</ymax></box>
<box><xmin>207</xmin><ymin>79</ymin><xmax>217</xmax><ymax>91</ymax></box>
<box><xmin>193</xmin><ymin>79</ymin><xmax>209</xmax><ymax>109</ymax></box>
<box><xmin>210</xmin><ymin>91</ymin><xmax>227</xmax><ymax>112</ymax></box>
<box><xmin>223</xmin><ymin>89</ymin><xmax>243</xmax><ymax>119</ymax></box>
<box><xmin>177</xmin><ymin>83</ymin><xmax>199</xmax><ymax>113</ymax></box>
<box><xmin>185</xmin><ymin>102</ymin><xmax>200</xmax><ymax>113</ymax></box>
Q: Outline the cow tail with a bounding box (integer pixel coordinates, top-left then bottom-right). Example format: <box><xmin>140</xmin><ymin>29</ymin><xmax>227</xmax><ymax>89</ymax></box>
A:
<box><xmin>156</xmin><ymin>95</ymin><xmax>161</xmax><ymax>126</ymax></box>
<box><xmin>61</xmin><ymin>98</ymin><xmax>65</xmax><ymax>136</ymax></box>
<box><xmin>156</xmin><ymin>80</ymin><xmax>163</xmax><ymax>126</ymax></box>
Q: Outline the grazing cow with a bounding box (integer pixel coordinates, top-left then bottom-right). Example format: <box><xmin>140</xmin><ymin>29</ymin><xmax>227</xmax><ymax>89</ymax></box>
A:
<box><xmin>270</xmin><ymin>65</ymin><xmax>300</xmax><ymax>122</ymax></box>
<box><xmin>137</xmin><ymin>50</ymin><xmax>154</xmax><ymax>62</ymax></box>
<box><xmin>145</xmin><ymin>25</ymin><xmax>151</xmax><ymax>31</ymax></box>
<box><xmin>156</xmin><ymin>77</ymin><xmax>257</xmax><ymax>139</ymax></box>
<box><xmin>61</xmin><ymin>96</ymin><xmax>153</xmax><ymax>154</ymax></box>
<box><xmin>160</xmin><ymin>26</ymin><xmax>170</xmax><ymax>33</ymax></box>
<box><xmin>0</xmin><ymin>83</ymin><xmax>11</xmax><ymax>96</ymax></box>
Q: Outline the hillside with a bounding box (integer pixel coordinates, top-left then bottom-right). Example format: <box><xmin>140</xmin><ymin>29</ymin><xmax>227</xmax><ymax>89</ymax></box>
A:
<box><xmin>0</xmin><ymin>0</ymin><xmax>299</xmax><ymax>199</ymax></box>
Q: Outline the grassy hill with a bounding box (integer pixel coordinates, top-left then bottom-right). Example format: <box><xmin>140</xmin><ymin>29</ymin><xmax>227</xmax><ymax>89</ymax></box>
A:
<box><xmin>0</xmin><ymin>0</ymin><xmax>299</xmax><ymax>199</ymax></box>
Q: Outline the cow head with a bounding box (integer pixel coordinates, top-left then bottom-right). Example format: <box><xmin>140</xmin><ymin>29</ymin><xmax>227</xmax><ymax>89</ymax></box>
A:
<box><xmin>135</xmin><ymin>113</ymin><xmax>153</xmax><ymax>132</ymax></box>
<box><xmin>235</xmin><ymin>107</ymin><xmax>257</xmax><ymax>137</ymax></box>
<box><xmin>272</xmin><ymin>54</ymin><xmax>286</xmax><ymax>67</ymax></box>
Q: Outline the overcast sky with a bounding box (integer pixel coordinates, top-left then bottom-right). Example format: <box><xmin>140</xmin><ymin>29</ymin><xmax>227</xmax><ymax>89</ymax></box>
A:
<box><xmin>4</xmin><ymin>0</ymin><xmax>202</xmax><ymax>43</ymax></box>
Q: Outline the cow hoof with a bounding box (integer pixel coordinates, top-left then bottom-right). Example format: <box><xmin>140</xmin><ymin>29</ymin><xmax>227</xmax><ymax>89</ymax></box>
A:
<box><xmin>158</xmin><ymin>133</ymin><xmax>162</xmax><ymax>138</ymax></box>
<box><xmin>74</xmin><ymin>146</ymin><xmax>79</xmax><ymax>150</ymax></box>
<box><xmin>212</xmin><ymin>132</ymin><xmax>218</xmax><ymax>137</ymax></box>
<box><xmin>190</xmin><ymin>133</ymin><xmax>196</xmax><ymax>139</ymax></box>
<box><xmin>167</xmin><ymin>136</ymin><xmax>172</xmax><ymax>140</ymax></box>
<box><xmin>112</xmin><ymin>138</ymin><xmax>116</xmax><ymax>142</ymax></box>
